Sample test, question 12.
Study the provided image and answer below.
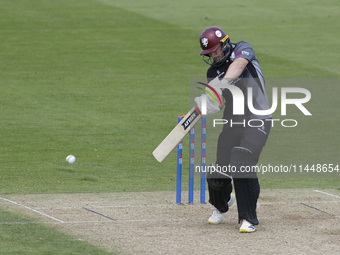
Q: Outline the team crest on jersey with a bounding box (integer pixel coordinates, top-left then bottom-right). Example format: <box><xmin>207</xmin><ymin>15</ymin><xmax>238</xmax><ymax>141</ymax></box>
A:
<box><xmin>202</xmin><ymin>38</ymin><xmax>208</xmax><ymax>47</ymax></box>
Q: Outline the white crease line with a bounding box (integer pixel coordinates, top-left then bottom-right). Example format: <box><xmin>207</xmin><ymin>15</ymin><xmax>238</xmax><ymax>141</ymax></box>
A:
<box><xmin>117</xmin><ymin>217</ymin><xmax>208</xmax><ymax>223</ymax></box>
<box><xmin>0</xmin><ymin>220</ymin><xmax>111</xmax><ymax>225</ymax></box>
<box><xmin>0</xmin><ymin>197</ymin><xmax>64</xmax><ymax>223</ymax></box>
<box><xmin>33</xmin><ymin>204</ymin><xmax>178</xmax><ymax>210</ymax></box>
<box><xmin>0</xmin><ymin>218</ymin><xmax>206</xmax><ymax>225</ymax></box>
<box><xmin>95</xmin><ymin>204</ymin><xmax>185</xmax><ymax>208</ymax></box>
<box><xmin>1</xmin><ymin>214</ymin><xmax>339</xmax><ymax>225</ymax></box>
<box><xmin>54</xmin><ymin>218</ymin><xmax>208</xmax><ymax>224</ymax></box>
<box><xmin>32</xmin><ymin>200</ymin><xmax>339</xmax><ymax>210</ymax></box>
<box><xmin>260</xmin><ymin>201</ymin><xmax>339</xmax><ymax>205</ymax></box>
<box><xmin>0</xmin><ymin>221</ymin><xmax>55</xmax><ymax>225</ymax></box>
<box><xmin>314</xmin><ymin>190</ymin><xmax>340</xmax><ymax>199</ymax></box>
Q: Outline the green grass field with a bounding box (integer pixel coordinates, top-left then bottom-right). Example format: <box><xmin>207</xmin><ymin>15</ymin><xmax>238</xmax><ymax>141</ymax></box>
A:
<box><xmin>0</xmin><ymin>0</ymin><xmax>339</xmax><ymax>254</ymax></box>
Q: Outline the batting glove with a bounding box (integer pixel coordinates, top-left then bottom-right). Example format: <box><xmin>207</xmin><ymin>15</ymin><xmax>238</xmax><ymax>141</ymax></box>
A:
<box><xmin>194</xmin><ymin>93</ymin><xmax>221</xmax><ymax>116</ymax></box>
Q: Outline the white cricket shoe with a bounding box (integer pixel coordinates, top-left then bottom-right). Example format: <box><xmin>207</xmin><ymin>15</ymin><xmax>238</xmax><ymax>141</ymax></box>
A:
<box><xmin>239</xmin><ymin>219</ymin><xmax>256</xmax><ymax>233</ymax></box>
<box><xmin>208</xmin><ymin>207</ymin><xmax>225</xmax><ymax>225</ymax></box>
<box><xmin>208</xmin><ymin>193</ymin><xmax>235</xmax><ymax>225</ymax></box>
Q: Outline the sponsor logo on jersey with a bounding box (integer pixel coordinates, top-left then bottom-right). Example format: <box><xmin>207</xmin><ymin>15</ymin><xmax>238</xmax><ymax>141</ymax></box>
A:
<box><xmin>216</xmin><ymin>70</ymin><xmax>225</xmax><ymax>79</ymax></box>
<box><xmin>236</xmin><ymin>51</ymin><xmax>250</xmax><ymax>56</ymax></box>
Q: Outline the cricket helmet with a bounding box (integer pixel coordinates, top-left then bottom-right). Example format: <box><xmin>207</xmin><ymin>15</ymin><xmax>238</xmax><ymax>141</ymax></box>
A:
<box><xmin>199</xmin><ymin>26</ymin><xmax>231</xmax><ymax>66</ymax></box>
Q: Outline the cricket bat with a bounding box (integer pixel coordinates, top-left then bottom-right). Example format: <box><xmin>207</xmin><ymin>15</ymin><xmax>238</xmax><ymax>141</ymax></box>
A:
<box><xmin>152</xmin><ymin>107</ymin><xmax>202</xmax><ymax>162</ymax></box>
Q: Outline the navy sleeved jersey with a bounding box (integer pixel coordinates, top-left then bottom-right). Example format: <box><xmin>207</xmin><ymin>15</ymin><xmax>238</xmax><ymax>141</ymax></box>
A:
<box><xmin>206</xmin><ymin>41</ymin><xmax>272</xmax><ymax>125</ymax></box>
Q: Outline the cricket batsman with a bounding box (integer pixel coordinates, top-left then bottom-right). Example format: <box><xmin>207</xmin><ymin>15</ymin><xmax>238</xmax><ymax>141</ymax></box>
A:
<box><xmin>195</xmin><ymin>26</ymin><xmax>272</xmax><ymax>232</ymax></box>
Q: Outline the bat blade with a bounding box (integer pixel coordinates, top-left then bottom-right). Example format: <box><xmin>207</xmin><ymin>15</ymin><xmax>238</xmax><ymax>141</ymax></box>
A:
<box><xmin>152</xmin><ymin>107</ymin><xmax>202</xmax><ymax>162</ymax></box>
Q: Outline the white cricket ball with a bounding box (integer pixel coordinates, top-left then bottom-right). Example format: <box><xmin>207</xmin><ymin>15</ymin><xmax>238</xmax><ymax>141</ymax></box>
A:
<box><xmin>66</xmin><ymin>155</ymin><xmax>76</xmax><ymax>164</ymax></box>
